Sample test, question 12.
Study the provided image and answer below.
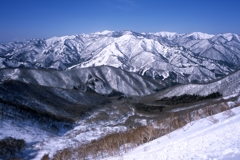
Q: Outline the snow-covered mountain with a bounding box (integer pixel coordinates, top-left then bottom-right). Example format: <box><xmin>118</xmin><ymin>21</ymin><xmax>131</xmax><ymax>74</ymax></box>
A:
<box><xmin>1</xmin><ymin>69</ymin><xmax>240</xmax><ymax>159</ymax></box>
<box><xmin>1</xmin><ymin>30</ymin><xmax>240</xmax><ymax>84</ymax></box>
<box><xmin>2</xmin><ymin>30</ymin><xmax>240</xmax><ymax>160</ymax></box>
<box><xmin>138</xmin><ymin>68</ymin><xmax>240</xmax><ymax>103</ymax></box>
<box><xmin>0</xmin><ymin>66</ymin><xmax>166</xmax><ymax>96</ymax></box>
<box><xmin>0</xmin><ymin>80</ymin><xmax>109</xmax><ymax>123</ymax></box>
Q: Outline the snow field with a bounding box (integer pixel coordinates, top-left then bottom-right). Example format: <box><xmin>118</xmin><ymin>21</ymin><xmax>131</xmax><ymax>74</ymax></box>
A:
<box><xmin>104</xmin><ymin>106</ymin><xmax>240</xmax><ymax>160</ymax></box>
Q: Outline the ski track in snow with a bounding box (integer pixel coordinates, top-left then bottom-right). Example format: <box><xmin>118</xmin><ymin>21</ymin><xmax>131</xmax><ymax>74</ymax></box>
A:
<box><xmin>104</xmin><ymin>107</ymin><xmax>240</xmax><ymax>160</ymax></box>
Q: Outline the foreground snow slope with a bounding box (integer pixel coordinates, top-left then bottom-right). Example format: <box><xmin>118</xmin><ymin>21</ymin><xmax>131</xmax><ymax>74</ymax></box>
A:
<box><xmin>105</xmin><ymin>106</ymin><xmax>240</xmax><ymax>160</ymax></box>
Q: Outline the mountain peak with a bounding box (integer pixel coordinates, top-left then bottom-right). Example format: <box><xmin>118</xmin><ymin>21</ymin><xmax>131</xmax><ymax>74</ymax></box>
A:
<box><xmin>186</xmin><ymin>32</ymin><xmax>214</xmax><ymax>39</ymax></box>
<box><xmin>0</xmin><ymin>30</ymin><xmax>239</xmax><ymax>85</ymax></box>
<box><xmin>93</xmin><ymin>30</ymin><xmax>114</xmax><ymax>35</ymax></box>
<box><xmin>152</xmin><ymin>31</ymin><xmax>178</xmax><ymax>38</ymax></box>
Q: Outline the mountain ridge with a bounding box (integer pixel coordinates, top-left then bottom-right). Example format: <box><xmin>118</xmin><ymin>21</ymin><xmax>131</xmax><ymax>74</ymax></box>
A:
<box><xmin>1</xmin><ymin>30</ymin><xmax>240</xmax><ymax>85</ymax></box>
<box><xmin>1</xmin><ymin>32</ymin><xmax>240</xmax><ymax>160</ymax></box>
<box><xmin>0</xmin><ymin>65</ymin><xmax>167</xmax><ymax>96</ymax></box>
<box><xmin>138</xmin><ymin>68</ymin><xmax>240</xmax><ymax>103</ymax></box>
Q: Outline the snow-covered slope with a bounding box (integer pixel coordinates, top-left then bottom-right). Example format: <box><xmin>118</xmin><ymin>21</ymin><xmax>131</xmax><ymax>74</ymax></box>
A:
<box><xmin>1</xmin><ymin>31</ymin><xmax>239</xmax><ymax>84</ymax></box>
<box><xmin>104</xmin><ymin>106</ymin><xmax>240</xmax><ymax>160</ymax></box>
<box><xmin>139</xmin><ymin>69</ymin><xmax>240</xmax><ymax>103</ymax></box>
<box><xmin>1</xmin><ymin>89</ymin><xmax>239</xmax><ymax>160</ymax></box>
<box><xmin>0</xmin><ymin>66</ymin><xmax>166</xmax><ymax>96</ymax></box>
<box><xmin>0</xmin><ymin>80</ymin><xmax>109</xmax><ymax>123</ymax></box>
<box><xmin>1</xmin><ymin>67</ymin><xmax>240</xmax><ymax>159</ymax></box>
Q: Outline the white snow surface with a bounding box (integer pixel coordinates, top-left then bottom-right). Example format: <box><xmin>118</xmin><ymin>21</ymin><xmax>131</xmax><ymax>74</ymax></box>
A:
<box><xmin>104</xmin><ymin>106</ymin><xmax>240</xmax><ymax>160</ymax></box>
<box><xmin>186</xmin><ymin>32</ymin><xmax>214</xmax><ymax>39</ymax></box>
<box><xmin>1</xmin><ymin>30</ymin><xmax>240</xmax><ymax>83</ymax></box>
<box><xmin>1</xmin><ymin>97</ymin><xmax>240</xmax><ymax>159</ymax></box>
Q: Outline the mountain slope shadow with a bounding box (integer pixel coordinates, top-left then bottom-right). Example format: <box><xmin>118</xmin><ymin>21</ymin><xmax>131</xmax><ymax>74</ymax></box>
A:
<box><xmin>0</xmin><ymin>80</ymin><xmax>110</xmax><ymax>130</ymax></box>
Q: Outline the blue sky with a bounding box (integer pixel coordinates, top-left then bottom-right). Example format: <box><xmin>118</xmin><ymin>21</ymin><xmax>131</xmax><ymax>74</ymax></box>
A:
<box><xmin>0</xmin><ymin>0</ymin><xmax>240</xmax><ymax>42</ymax></box>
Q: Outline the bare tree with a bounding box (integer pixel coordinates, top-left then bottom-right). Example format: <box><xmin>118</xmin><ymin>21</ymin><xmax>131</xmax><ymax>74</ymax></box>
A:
<box><xmin>222</xmin><ymin>103</ymin><xmax>235</xmax><ymax>118</ymax></box>
<box><xmin>203</xmin><ymin>107</ymin><xmax>218</xmax><ymax>124</ymax></box>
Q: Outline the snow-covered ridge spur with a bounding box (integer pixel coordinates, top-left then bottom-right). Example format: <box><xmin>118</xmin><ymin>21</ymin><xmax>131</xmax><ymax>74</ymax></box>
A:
<box><xmin>1</xmin><ymin>30</ymin><xmax>240</xmax><ymax>85</ymax></box>
<box><xmin>0</xmin><ymin>66</ymin><xmax>167</xmax><ymax>96</ymax></box>
<box><xmin>138</xmin><ymin>67</ymin><xmax>240</xmax><ymax>103</ymax></box>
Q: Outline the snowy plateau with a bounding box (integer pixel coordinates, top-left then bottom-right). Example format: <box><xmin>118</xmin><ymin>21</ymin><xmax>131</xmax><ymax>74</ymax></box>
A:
<box><xmin>0</xmin><ymin>30</ymin><xmax>240</xmax><ymax>160</ymax></box>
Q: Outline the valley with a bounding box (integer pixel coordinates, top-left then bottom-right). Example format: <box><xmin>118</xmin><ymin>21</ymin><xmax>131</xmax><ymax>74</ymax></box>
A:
<box><xmin>0</xmin><ymin>31</ymin><xmax>240</xmax><ymax>159</ymax></box>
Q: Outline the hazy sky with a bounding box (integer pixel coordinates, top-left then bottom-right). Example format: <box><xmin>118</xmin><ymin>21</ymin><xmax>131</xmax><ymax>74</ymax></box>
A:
<box><xmin>1</xmin><ymin>0</ymin><xmax>240</xmax><ymax>42</ymax></box>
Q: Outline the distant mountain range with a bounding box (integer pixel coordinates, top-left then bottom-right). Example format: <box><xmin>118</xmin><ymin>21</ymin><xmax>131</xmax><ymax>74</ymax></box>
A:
<box><xmin>1</xmin><ymin>30</ymin><xmax>240</xmax><ymax>86</ymax></box>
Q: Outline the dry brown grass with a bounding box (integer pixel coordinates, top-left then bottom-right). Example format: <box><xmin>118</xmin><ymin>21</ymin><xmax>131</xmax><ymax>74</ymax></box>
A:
<box><xmin>41</xmin><ymin>154</ymin><xmax>50</xmax><ymax>160</ymax></box>
<box><xmin>221</xmin><ymin>102</ymin><xmax>235</xmax><ymax>118</ymax></box>
<box><xmin>52</xmin><ymin>148</ymin><xmax>72</xmax><ymax>160</ymax></box>
<box><xmin>203</xmin><ymin>107</ymin><xmax>219</xmax><ymax>124</ymax></box>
